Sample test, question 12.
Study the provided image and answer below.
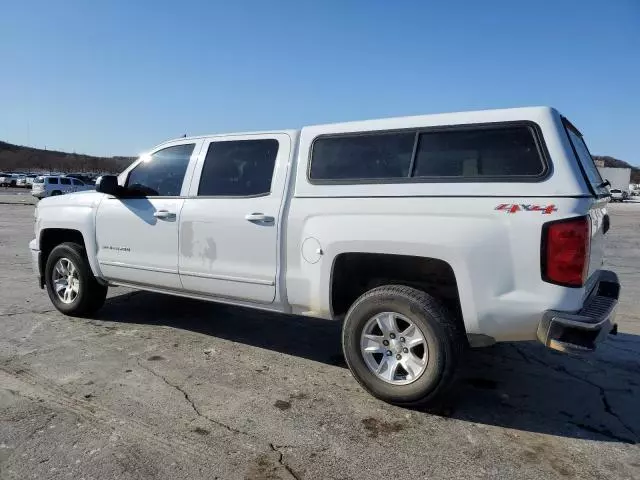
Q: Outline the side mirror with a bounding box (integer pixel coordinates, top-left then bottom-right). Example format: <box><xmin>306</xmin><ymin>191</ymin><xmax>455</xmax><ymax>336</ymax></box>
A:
<box><xmin>96</xmin><ymin>175</ymin><xmax>121</xmax><ymax>196</ymax></box>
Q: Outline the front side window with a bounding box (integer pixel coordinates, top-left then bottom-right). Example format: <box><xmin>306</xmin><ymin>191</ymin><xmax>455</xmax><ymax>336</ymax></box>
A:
<box><xmin>198</xmin><ymin>139</ymin><xmax>279</xmax><ymax>196</ymax></box>
<box><xmin>60</xmin><ymin>178</ymin><xmax>71</xmax><ymax>185</ymax></box>
<box><xmin>126</xmin><ymin>143</ymin><xmax>195</xmax><ymax>197</ymax></box>
<box><xmin>48</xmin><ymin>177</ymin><xmax>59</xmax><ymax>184</ymax></box>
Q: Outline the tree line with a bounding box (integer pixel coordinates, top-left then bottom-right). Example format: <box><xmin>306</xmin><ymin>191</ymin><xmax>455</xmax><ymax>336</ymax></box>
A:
<box><xmin>0</xmin><ymin>141</ymin><xmax>134</xmax><ymax>174</ymax></box>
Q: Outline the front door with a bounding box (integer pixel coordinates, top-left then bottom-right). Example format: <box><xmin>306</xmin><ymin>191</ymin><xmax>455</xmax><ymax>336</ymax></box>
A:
<box><xmin>96</xmin><ymin>141</ymin><xmax>201</xmax><ymax>289</ymax></box>
<box><xmin>178</xmin><ymin>134</ymin><xmax>290</xmax><ymax>303</ymax></box>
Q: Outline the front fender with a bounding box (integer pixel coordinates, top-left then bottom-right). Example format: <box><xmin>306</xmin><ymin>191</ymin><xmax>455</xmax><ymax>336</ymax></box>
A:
<box><xmin>36</xmin><ymin>198</ymin><xmax>104</xmax><ymax>280</ymax></box>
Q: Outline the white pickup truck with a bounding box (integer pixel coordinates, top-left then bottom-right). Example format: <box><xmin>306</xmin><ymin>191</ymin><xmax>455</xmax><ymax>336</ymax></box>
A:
<box><xmin>29</xmin><ymin>107</ymin><xmax>619</xmax><ymax>407</ymax></box>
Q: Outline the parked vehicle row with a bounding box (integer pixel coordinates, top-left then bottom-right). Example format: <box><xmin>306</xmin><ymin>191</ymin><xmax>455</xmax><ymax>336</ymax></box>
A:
<box><xmin>1</xmin><ymin>171</ymin><xmax>101</xmax><ymax>199</ymax></box>
<box><xmin>1</xmin><ymin>172</ymin><xmax>101</xmax><ymax>188</ymax></box>
<box><xmin>0</xmin><ymin>173</ymin><xmax>25</xmax><ymax>187</ymax></box>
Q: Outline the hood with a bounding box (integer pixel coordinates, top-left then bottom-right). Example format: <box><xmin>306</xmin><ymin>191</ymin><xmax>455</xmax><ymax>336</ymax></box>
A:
<box><xmin>38</xmin><ymin>190</ymin><xmax>104</xmax><ymax>209</ymax></box>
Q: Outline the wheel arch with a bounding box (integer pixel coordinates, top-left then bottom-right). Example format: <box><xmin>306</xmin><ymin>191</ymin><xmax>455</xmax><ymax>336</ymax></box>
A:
<box><xmin>38</xmin><ymin>228</ymin><xmax>104</xmax><ymax>285</ymax></box>
<box><xmin>327</xmin><ymin>250</ymin><xmax>471</xmax><ymax>337</ymax></box>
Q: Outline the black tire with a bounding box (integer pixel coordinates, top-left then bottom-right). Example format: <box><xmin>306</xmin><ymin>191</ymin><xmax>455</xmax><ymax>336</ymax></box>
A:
<box><xmin>51</xmin><ymin>190</ymin><xmax>62</xmax><ymax>196</ymax></box>
<box><xmin>45</xmin><ymin>242</ymin><xmax>107</xmax><ymax>317</ymax></box>
<box><xmin>342</xmin><ymin>285</ymin><xmax>464</xmax><ymax>408</ymax></box>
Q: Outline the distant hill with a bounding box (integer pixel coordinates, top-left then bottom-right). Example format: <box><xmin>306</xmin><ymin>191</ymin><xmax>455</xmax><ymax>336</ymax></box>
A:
<box><xmin>0</xmin><ymin>141</ymin><xmax>134</xmax><ymax>174</ymax></box>
<box><xmin>593</xmin><ymin>156</ymin><xmax>640</xmax><ymax>184</ymax></box>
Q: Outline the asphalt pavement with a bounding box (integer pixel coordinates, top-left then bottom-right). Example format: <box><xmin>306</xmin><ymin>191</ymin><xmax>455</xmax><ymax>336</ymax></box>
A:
<box><xmin>0</xmin><ymin>188</ymin><xmax>37</xmax><ymax>205</ymax></box>
<box><xmin>0</xmin><ymin>200</ymin><xmax>639</xmax><ymax>480</ymax></box>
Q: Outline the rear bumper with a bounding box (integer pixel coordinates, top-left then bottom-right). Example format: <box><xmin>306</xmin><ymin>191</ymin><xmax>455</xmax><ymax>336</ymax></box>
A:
<box><xmin>537</xmin><ymin>270</ymin><xmax>619</xmax><ymax>353</ymax></box>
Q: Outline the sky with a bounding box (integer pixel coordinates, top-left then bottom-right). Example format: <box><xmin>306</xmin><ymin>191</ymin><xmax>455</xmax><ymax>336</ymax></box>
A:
<box><xmin>0</xmin><ymin>0</ymin><xmax>639</xmax><ymax>164</ymax></box>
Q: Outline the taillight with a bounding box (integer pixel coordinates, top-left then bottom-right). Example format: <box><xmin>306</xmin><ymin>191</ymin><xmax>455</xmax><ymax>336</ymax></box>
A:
<box><xmin>541</xmin><ymin>216</ymin><xmax>590</xmax><ymax>288</ymax></box>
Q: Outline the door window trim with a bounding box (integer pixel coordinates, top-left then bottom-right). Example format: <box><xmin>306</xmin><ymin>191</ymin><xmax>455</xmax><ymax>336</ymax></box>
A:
<box><xmin>185</xmin><ymin>133</ymin><xmax>290</xmax><ymax>199</ymax></box>
<box><xmin>118</xmin><ymin>139</ymin><xmax>204</xmax><ymax>199</ymax></box>
<box><xmin>195</xmin><ymin>138</ymin><xmax>280</xmax><ymax>198</ymax></box>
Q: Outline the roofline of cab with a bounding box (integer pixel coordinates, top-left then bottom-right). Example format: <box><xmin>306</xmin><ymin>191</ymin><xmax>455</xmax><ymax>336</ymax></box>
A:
<box><xmin>155</xmin><ymin>129</ymin><xmax>301</xmax><ymax>148</ymax></box>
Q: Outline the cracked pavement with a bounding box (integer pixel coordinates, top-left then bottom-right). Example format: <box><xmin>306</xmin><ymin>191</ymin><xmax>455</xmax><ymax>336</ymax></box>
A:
<box><xmin>1</xmin><ymin>201</ymin><xmax>639</xmax><ymax>480</ymax></box>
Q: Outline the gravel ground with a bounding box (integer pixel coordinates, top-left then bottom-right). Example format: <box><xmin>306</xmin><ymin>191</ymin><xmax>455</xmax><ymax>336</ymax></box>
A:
<box><xmin>0</xmin><ymin>201</ymin><xmax>639</xmax><ymax>480</ymax></box>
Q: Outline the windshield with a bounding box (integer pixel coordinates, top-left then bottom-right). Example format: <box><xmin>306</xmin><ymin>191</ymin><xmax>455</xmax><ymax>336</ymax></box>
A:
<box><xmin>33</xmin><ymin>177</ymin><xmax>44</xmax><ymax>183</ymax></box>
<box><xmin>564</xmin><ymin>123</ymin><xmax>607</xmax><ymax>196</ymax></box>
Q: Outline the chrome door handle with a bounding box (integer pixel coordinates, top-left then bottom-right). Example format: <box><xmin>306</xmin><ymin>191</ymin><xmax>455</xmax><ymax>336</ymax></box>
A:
<box><xmin>154</xmin><ymin>210</ymin><xmax>175</xmax><ymax>220</ymax></box>
<box><xmin>245</xmin><ymin>213</ymin><xmax>274</xmax><ymax>223</ymax></box>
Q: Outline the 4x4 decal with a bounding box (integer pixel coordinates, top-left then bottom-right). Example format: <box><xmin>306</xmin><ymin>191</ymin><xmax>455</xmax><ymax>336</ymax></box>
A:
<box><xmin>495</xmin><ymin>204</ymin><xmax>557</xmax><ymax>214</ymax></box>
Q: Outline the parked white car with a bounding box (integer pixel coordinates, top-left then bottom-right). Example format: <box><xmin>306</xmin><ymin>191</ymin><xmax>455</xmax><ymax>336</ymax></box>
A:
<box><xmin>31</xmin><ymin>175</ymin><xmax>93</xmax><ymax>199</ymax></box>
<box><xmin>29</xmin><ymin>107</ymin><xmax>619</xmax><ymax>407</ymax></box>
<box><xmin>0</xmin><ymin>173</ymin><xmax>25</xmax><ymax>187</ymax></box>
<box><xmin>608</xmin><ymin>189</ymin><xmax>625</xmax><ymax>202</ymax></box>
<box><xmin>16</xmin><ymin>174</ymin><xmax>39</xmax><ymax>188</ymax></box>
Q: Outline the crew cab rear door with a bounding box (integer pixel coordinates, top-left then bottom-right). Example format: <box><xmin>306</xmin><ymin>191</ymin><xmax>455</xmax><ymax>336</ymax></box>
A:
<box><xmin>178</xmin><ymin>133</ymin><xmax>291</xmax><ymax>304</ymax></box>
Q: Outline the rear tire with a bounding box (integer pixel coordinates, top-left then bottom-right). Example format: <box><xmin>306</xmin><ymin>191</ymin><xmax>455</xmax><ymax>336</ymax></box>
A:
<box><xmin>45</xmin><ymin>242</ymin><xmax>107</xmax><ymax>317</ymax></box>
<box><xmin>342</xmin><ymin>285</ymin><xmax>464</xmax><ymax>408</ymax></box>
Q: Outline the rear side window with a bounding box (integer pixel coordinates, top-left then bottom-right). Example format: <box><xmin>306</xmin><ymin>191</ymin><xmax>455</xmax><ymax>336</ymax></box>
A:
<box><xmin>309</xmin><ymin>124</ymin><xmax>546</xmax><ymax>182</ymax></box>
<box><xmin>198</xmin><ymin>139</ymin><xmax>279</xmax><ymax>196</ymax></box>
<box><xmin>414</xmin><ymin>126</ymin><xmax>544</xmax><ymax>178</ymax></box>
<box><xmin>564</xmin><ymin>124</ymin><xmax>606</xmax><ymax>196</ymax></box>
<box><xmin>126</xmin><ymin>143</ymin><xmax>195</xmax><ymax>196</ymax></box>
<box><xmin>60</xmin><ymin>178</ymin><xmax>71</xmax><ymax>185</ymax></box>
<box><xmin>47</xmin><ymin>178</ymin><xmax>59</xmax><ymax>184</ymax></box>
<box><xmin>72</xmin><ymin>179</ymin><xmax>83</xmax><ymax>186</ymax></box>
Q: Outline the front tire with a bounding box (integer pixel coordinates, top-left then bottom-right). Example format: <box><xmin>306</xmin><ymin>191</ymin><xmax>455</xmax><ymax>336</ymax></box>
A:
<box><xmin>342</xmin><ymin>285</ymin><xmax>464</xmax><ymax>408</ymax></box>
<box><xmin>45</xmin><ymin>242</ymin><xmax>107</xmax><ymax>317</ymax></box>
